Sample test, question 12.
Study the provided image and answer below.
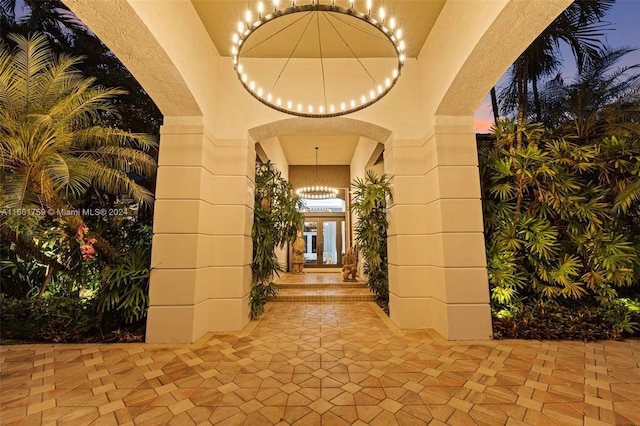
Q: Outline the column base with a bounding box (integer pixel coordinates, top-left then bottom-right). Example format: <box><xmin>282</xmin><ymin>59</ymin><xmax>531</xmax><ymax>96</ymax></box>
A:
<box><xmin>389</xmin><ymin>295</ymin><xmax>492</xmax><ymax>340</ymax></box>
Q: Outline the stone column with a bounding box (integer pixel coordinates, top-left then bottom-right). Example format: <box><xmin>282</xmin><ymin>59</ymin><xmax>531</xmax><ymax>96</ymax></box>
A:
<box><xmin>146</xmin><ymin>116</ymin><xmax>254</xmax><ymax>343</ymax></box>
<box><xmin>386</xmin><ymin>116</ymin><xmax>491</xmax><ymax>340</ymax></box>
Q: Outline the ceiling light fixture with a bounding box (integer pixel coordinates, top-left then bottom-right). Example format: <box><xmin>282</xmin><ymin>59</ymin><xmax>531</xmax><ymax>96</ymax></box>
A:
<box><xmin>295</xmin><ymin>147</ymin><xmax>339</xmax><ymax>199</ymax></box>
<box><xmin>231</xmin><ymin>0</ymin><xmax>405</xmax><ymax>118</ymax></box>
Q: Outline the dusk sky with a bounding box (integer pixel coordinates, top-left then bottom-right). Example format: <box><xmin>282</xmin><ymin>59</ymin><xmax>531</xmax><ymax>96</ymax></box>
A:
<box><xmin>473</xmin><ymin>0</ymin><xmax>640</xmax><ymax>133</ymax></box>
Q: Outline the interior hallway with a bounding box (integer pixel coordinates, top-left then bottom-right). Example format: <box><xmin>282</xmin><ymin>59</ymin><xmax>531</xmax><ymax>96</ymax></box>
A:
<box><xmin>2</xmin><ymin>302</ymin><xmax>639</xmax><ymax>425</ymax></box>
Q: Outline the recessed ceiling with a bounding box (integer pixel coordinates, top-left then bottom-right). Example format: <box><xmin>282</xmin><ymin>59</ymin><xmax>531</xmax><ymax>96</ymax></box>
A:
<box><xmin>278</xmin><ymin>134</ymin><xmax>360</xmax><ymax>165</ymax></box>
<box><xmin>192</xmin><ymin>0</ymin><xmax>446</xmax><ymax>58</ymax></box>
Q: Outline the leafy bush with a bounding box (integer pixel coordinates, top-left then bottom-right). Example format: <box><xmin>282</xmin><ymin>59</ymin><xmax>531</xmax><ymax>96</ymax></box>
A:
<box><xmin>98</xmin><ymin>247</ymin><xmax>150</xmax><ymax>324</ymax></box>
<box><xmin>492</xmin><ymin>298</ymin><xmax>639</xmax><ymax>341</ymax></box>
<box><xmin>251</xmin><ymin>161</ymin><xmax>304</xmax><ymax>318</ymax></box>
<box><xmin>0</xmin><ymin>295</ymin><xmax>99</xmax><ymax>343</ymax></box>
<box><xmin>350</xmin><ymin>171</ymin><xmax>393</xmax><ymax>302</ymax></box>
<box><xmin>480</xmin><ymin>121</ymin><xmax>640</xmax><ymax>307</ymax></box>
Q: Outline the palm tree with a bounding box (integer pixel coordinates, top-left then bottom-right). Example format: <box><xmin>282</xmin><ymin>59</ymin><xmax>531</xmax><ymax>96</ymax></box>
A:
<box><xmin>495</xmin><ymin>0</ymin><xmax>614</xmax><ymax>138</ymax></box>
<box><xmin>538</xmin><ymin>47</ymin><xmax>640</xmax><ymax>143</ymax></box>
<box><xmin>0</xmin><ymin>33</ymin><xmax>157</xmax><ymax>289</ymax></box>
<box><xmin>350</xmin><ymin>170</ymin><xmax>393</xmax><ymax>302</ymax></box>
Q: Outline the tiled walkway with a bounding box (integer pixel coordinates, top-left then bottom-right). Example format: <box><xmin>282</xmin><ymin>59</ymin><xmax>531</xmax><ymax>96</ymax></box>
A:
<box><xmin>2</xmin><ymin>302</ymin><xmax>640</xmax><ymax>425</ymax></box>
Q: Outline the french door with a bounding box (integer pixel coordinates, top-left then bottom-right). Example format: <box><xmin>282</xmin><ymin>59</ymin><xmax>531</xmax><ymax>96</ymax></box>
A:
<box><xmin>302</xmin><ymin>215</ymin><xmax>345</xmax><ymax>268</ymax></box>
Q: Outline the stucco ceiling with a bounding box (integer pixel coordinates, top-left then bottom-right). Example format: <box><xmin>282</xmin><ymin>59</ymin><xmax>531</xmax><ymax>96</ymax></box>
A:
<box><xmin>278</xmin><ymin>133</ymin><xmax>360</xmax><ymax>165</ymax></box>
<box><xmin>191</xmin><ymin>0</ymin><xmax>446</xmax><ymax>59</ymax></box>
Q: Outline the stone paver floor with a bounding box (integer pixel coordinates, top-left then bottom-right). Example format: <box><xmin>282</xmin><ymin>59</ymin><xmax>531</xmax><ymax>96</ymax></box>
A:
<box><xmin>1</xmin><ymin>302</ymin><xmax>640</xmax><ymax>425</ymax></box>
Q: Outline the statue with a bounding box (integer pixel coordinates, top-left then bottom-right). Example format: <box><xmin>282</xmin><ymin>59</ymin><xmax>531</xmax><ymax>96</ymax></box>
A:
<box><xmin>342</xmin><ymin>247</ymin><xmax>358</xmax><ymax>281</ymax></box>
<box><xmin>292</xmin><ymin>231</ymin><xmax>305</xmax><ymax>274</ymax></box>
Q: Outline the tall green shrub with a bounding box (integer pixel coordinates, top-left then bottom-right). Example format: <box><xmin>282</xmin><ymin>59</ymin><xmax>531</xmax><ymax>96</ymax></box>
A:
<box><xmin>251</xmin><ymin>161</ymin><xmax>303</xmax><ymax>318</ymax></box>
<box><xmin>480</xmin><ymin>120</ymin><xmax>640</xmax><ymax>307</ymax></box>
<box><xmin>350</xmin><ymin>171</ymin><xmax>392</xmax><ymax>302</ymax></box>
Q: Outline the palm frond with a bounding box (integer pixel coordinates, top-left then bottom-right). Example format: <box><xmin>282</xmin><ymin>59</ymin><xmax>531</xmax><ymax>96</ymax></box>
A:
<box><xmin>85</xmin><ymin>159</ymin><xmax>155</xmax><ymax>207</ymax></box>
<box><xmin>72</xmin><ymin>126</ymin><xmax>158</xmax><ymax>152</ymax></box>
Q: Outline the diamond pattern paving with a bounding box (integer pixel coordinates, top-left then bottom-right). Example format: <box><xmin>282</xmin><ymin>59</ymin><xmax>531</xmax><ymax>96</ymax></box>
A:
<box><xmin>1</xmin><ymin>301</ymin><xmax>640</xmax><ymax>425</ymax></box>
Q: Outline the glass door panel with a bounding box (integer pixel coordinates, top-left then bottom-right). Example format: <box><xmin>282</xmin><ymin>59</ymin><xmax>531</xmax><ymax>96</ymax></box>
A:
<box><xmin>303</xmin><ymin>221</ymin><xmax>318</xmax><ymax>265</ymax></box>
<box><xmin>322</xmin><ymin>221</ymin><xmax>338</xmax><ymax>265</ymax></box>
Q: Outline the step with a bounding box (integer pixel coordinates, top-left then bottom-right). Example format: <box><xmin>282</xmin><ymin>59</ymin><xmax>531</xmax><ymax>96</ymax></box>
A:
<box><xmin>276</xmin><ymin>282</ymin><xmax>367</xmax><ymax>289</ymax></box>
<box><xmin>270</xmin><ymin>272</ymin><xmax>376</xmax><ymax>302</ymax></box>
<box><xmin>268</xmin><ymin>286</ymin><xmax>376</xmax><ymax>302</ymax></box>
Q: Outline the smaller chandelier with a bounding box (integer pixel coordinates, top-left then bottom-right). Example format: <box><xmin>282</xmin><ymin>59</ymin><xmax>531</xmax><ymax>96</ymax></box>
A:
<box><xmin>231</xmin><ymin>0</ymin><xmax>406</xmax><ymax>118</ymax></box>
<box><xmin>296</xmin><ymin>147</ymin><xmax>339</xmax><ymax>199</ymax></box>
<box><xmin>296</xmin><ymin>185</ymin><xmax>339</xmax><ymax>199</ymax></box>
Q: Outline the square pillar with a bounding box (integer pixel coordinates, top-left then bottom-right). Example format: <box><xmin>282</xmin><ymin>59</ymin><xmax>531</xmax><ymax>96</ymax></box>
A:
<box><xmin>146</xmin><ymin>117</ymin><xmax>254</xmax><ymax>343</ymax></box>
<box><xmin>386</xmin><ymin>116</ymin><xmax>492</xmax><ymax>340</ymax></box>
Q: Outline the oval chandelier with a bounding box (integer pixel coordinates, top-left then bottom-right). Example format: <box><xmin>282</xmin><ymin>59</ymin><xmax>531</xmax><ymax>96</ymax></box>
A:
<box><xmin>231</xmin><ymin>0</ymin><xmax>406</xmax><ymax>118</ymax></box>
<box><xmin>296</xmin><ymin>147</ymin><xmax>339</xmax><ymax>199</ymax></box>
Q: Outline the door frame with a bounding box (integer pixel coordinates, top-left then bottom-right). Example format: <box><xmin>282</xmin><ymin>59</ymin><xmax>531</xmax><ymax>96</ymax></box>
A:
<box><xmin>300</xmin><ymin>212</ymin><xmax>346</xmax><ymax>269</ymax></box>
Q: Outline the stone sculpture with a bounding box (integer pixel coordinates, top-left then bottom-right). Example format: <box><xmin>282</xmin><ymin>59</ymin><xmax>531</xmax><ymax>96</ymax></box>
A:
<box><xmin>342</xmin><ymin>247</ymin><xmax>358</xmax><ymax>281</ymax></box>
<box><xmin>292</xmin><ymin>231</ymin><xmax>305</xmax><ymax>274</ymax></box>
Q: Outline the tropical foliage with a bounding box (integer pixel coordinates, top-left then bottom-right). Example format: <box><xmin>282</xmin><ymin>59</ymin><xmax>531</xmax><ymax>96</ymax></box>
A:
<box><xmin>0</xmin><ymin>32</ymin><xmax>158</xmax><ymax>342</ymax></box>
<box><xmin>350</xmin><ymin>171</ymin><xmax>392</xmax><ymax>303</ymax></box>
<box><xmin>250</xmin><ymin>161</ymin><xmax>304</xmax><ymax>319</ymax></box>
<box><xmin>482</xmin><ymin>0</ymin><xmax>640</xmax><ymax>339</ymax></box>
<box><xmin>481</xmin><ymin>120</ymin><xmax>640</xmax><ymax>305</ymax></box>
<box><xmin>0</xmin><ymin>32</ymin><xmax>156</xmax><ymax>283</ymax></box>
<box><xmin>0</xmin><ymin>0</ymin><xmax>162</xmax><ymax>138</ymax></box>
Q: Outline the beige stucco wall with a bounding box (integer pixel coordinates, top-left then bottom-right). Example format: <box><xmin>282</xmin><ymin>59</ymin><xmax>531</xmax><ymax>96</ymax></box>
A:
<box><xmin>64</xmin><ymin>0</ymin><xmax>573</xmax><ymax>343</ymax></box>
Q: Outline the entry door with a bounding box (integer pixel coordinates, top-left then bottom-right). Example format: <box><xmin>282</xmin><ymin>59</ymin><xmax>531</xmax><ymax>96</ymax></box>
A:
<box><xmin>303</xmin><ymin>218</ymin><xmax>345</xmax><ymax>267</ymax></box>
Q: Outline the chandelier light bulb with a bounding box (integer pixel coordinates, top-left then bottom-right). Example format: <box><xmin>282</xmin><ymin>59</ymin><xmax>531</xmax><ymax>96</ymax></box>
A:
<box><xmin>350</xmin><ymin>100</ymin><xmax>356</xmax><ymax>108</ymax></box>
<box><xmin>242</xmin><ymin>73</ymin><xmax>248</xmax><ymax>82</ymax></box>
<box><xmin>276</xmin><ymin>98</ymin><xmax>281</xmax><ymax>106</ymax></box>
<box><xmin>396</xmin><ymin>28</ymin><xmax>402</xmax><ymax>40</ymax></box>
<box><xmin>237</xmin><ymin>21</ymin><xmax>244</xmax><ymax>33</ymax></box>
<box><xmin>392</xmin><ymin>69</ymin><xmax>398</xmax><ymax>78</ymax></box>
<box><xmin>274</xmin><ymin>0</ymin><xmax>279</xmax><ymax>10</ymax></box>
<box><xmin>232</xmin><ymin>33</ymin><xmax>239</xmax><ymax>44</ymax></box>
<box><xmin>267</xmin><ymin>93</ymin><xmax>272</xmax><ymax>102</ymax></box>
<box><xmin>238</xmin><ymin>64</ymin><xmax>243</xmax><ymax>73</ymax></box>
<box><xmin>329</xmin><ymin>105</ymin><xmax>334</xmax><ymax>113</ymax></box>
<box><xmin>308</xmin><ymin>105</ymin><xmax>313</xmax><ymax>113</ymax></box>
<box><xmin>341</xmin><ymin>102</ymin><xmax>346</xmax><ymax>110</ymax></box>
<box><xmin>385</xmin><ymin>78</ymin><xmax>391</xmax><ymax>87</ymax></box>
<box><xmin>287</xmin><ymin>100</ymin><xmax>292</xmax><ymax>109</ymax></box>
<box><xmin>231</xmin><ymin>46</ymin><xmax>238</xmax><ymax>55</ymax></box>
<box><xmin>399</xmin><ymin>54</ymin><xmax>405</xmax><ymax>63</ymax></box>
<box><xmin>366</xmin><ymin>0</ymin><xmax>372</xmax><ymax>15</ymax></box>
<box><xmin>349</xmin><ymin>0</ymin><xmax>354</xmax><ymax>10</ymax></box>
<box><xmin>379</xmin><ymin>8</ymin><xmax>385</xmax><ymax>22</ymax></box>
<box><xmin>369</xmin><ymin>90</ymin><xmax>375</xmax><ymax>99</ymax></box>
<box><xmin>257</xmin><ymin>87</ymin><xmax>263</xmax><ymax>96</ymax></box>
<box><xmin>389</xmin><ymin>17</ymin><xmax>395</xmax><ymax>30</ymax></box>
<box><xmin>361</xmin><ymin>95</ymin><xmax>366</xmax><ymax>104</ymax></box>
<box><xmin>245</xmin><ymin>10</ymin><xmax>252</xmax><ymax>24</ymax></box>
<box><xmin>249</xmin><ymin>81</ymin><xmax>256</xmax><ymax>90</ymax></box>
<box><xmin>399</xmin><ymin>40</ymin><xmax>405</xmax><ymax>51</ymax></box>
<box><xmin>377</xmin><ymin>85</ymin><xmax>383</xmax><ymax>94</ymax></box>
<box><xmin>297</xmin><ymin>104</ymin><xmax>302</xmax><ymax>112</ymax></box>
<box><xmin>258</xmin><ymin>2</ymin><xmax>264</xmax><ymax>17</ymax></box>
<box><xmin>319</xmin><ymin>106</ymin><xmax>325</xmax><ymax>113</ymax></box>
